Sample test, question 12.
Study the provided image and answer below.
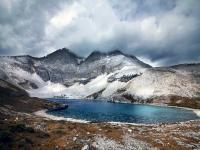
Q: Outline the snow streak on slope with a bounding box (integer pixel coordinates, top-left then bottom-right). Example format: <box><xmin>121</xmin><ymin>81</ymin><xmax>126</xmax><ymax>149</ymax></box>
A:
<box><xmin>11</xmin><ymin>69</ymin><xmax>45</xmax><ymax>87</ymax></box>
<box><xmin>57</xmin><ymin>74</ymin><xmax>109</xmax><ymax>98</ymax></box>
<box><xmin>28</xmin><ymin>81</ymin><xmax>67</xmax><ymax>98</ymax></box>
<box><xmin>27</xmin><ymin>63</ymin><xmax>147</xmax><ymax>99</ymax></box>
<box><xmin>28</xmin><ymin>68</ymin><xmax>140</xmax><ymax>99</ymax></box>
<box><xmin>28</xmin><ymin>74</ymin><xmax>108</xmax><ymax>98</ymax></box>
<box><xmin>0</xmin><ymin>58</ymin><xmax>45</xmax><ymax>88</ymax></box>
<box><xmin>25</xmin><ymin>65</ymin><xmax>200</xmax><ymax>99</ymax></box>
<box><xmin>112</xmin><ymin>66</ymin><xmax>145</xmax><ymax>78</ymax></box>
<box><xmin>101</xmin><ymin>81</ymin><xmax>126</xmax><ymax>98</ymax></box>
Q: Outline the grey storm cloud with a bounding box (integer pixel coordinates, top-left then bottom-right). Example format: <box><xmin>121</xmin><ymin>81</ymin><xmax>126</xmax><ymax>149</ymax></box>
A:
<box><xmin>0</xmin><ymin>0</ymin><xmax>200</xmax><ymax>66</ymax></box>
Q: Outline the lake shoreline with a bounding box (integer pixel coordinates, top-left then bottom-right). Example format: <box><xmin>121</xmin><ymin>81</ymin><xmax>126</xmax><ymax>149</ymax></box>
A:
<box><xmin>35</xmin><ymin>108</ymin><xmax>200</xmax><ymax>126</ymax></box>
<box><xmin>1</xmin><ymin>96</ymin><xmax>200</xmax><ymax>149</ymax></box>
<box><xmin>34</xmin><ymin>99</ymin><xmax>200</xmax><ymax>125</ymax></box>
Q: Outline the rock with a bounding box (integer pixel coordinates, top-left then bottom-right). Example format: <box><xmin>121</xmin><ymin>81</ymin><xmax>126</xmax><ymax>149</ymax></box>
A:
<box><xmin>128</xmin><ymin>129</ymin><xmax>132</xmax><ymax>133</ymax></box>
<box><xmin>73</xmin><ymin>137</ymin><xmax>77</xmax><ymax>141</ymax></box>
<box><xmin>81</xmin><ymin>144</ymin><xmax>89</xmax><ymax>150</ymax></box>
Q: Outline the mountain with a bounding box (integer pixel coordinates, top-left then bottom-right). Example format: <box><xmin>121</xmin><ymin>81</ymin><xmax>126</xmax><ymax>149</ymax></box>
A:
<box><xmin>43</xmin><ymin>48</ymin><xmax>81</xmax><ymax>64</ymax></box>
<box><xmin>0</xmin><ymin>48</ymin><xmax>199</xmax><ymax>107</ymax></box>
<box><xmin>0</xmin><ymin>48</ymin><xmax>150</xmax><ymax>87</ymax></box>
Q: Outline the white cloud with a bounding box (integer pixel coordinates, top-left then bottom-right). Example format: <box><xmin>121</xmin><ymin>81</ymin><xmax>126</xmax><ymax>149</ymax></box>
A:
<box><xmin>46</xmin><ymin>2</ymin><xmax>86</xmax><ymax>38</ymax></box>
<box><xmin>0</xmin><ymin>0</ymin><xmax>200</xmax><ymax>65</ymax></box>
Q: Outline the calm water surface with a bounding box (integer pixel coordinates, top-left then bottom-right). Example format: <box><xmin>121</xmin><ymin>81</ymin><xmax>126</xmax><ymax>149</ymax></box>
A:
<box><xmin>46</xmin><ymin>99</ymin><xmax>199</xmax><ymax>124</ymax></box>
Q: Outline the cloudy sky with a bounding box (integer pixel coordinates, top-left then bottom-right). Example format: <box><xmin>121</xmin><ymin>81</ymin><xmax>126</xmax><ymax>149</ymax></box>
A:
<box><xmin>0</xmin><ymin>0</ymin><xmax>200</xmax><ymax>66</ymax></box>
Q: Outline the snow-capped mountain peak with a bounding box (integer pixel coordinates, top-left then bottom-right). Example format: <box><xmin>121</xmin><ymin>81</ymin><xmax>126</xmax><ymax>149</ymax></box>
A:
<box><xmin>42</xmin><ymin>48</ymin><xmax>81</xmax><ymax>65</ymax></box>
<box><xmin>0</xmin><ymin>48</ymin><xmax>199</xmax><ymax>103</ymax></box>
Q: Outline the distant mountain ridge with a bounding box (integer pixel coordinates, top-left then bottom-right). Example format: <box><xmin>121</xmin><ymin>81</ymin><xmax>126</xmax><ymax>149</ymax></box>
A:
<box><xmin>0</xmin><ymin>48</ymin><xmax>199</xmax><ymax>107</ymax></box>
<box><xmin>28</xmin><ymin>48</ymin><xmax>151</xmax><ymax>67</ymax></box>
<box><xmin>0</xmin><ymin>48</ymin><xmax>151</xmax><ymax>84</ymax></box>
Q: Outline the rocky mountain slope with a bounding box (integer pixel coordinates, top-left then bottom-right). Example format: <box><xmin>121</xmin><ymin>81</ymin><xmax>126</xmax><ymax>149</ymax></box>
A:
<box><xmin>0</xmin><ymin>60</ymin><xmax>199</xmax><ymax>149</ymax></box>
<box><xmin>0</xmin><ymin>48</ymin><xmax>199</xmax><ymax>106</ymax></box>
<box><xmin>0</xmin><ymin>79</ymin><xmax>28</xmax><ymax>98</ymax></box>
<box><xmin>0</xmin><ymin>48</ymin><xmax>150</xmax><ymax>86</ymax></box>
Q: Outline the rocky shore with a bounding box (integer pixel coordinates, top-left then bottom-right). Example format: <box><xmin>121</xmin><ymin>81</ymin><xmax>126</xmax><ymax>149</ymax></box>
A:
<box><xmin>0</xmin><ymin>96</ymin><xmax>199</xmax><ymax>150</ymax></box>
<box><xmin>0</xmin><ymin>79</ymin><xmax>200</xmax><ymax>149</ymax></box>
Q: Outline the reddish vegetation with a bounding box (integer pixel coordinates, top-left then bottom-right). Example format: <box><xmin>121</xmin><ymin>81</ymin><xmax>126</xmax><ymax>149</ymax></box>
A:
<box><xmin>0</xmin><ymin>95</ymin><xmax>199</xmax><ymax>149</ymax></box>
<box><xmin>0</xmin><ymin>111</ymin><xmax>199</xmax><ymax>150</ymax></box>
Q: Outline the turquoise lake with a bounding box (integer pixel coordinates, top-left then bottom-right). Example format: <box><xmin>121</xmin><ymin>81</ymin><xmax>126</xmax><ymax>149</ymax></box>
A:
<box><xmin>46</xmin><ymin>99</ymin><xmax>199</xmax><ymax>124</ymax></box>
